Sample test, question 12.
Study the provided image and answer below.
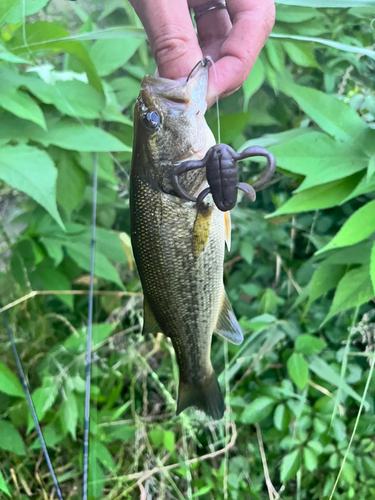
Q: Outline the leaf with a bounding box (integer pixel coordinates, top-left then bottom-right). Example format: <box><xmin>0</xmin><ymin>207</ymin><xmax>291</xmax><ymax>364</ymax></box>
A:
<box><xmin>3</xmin><ymin>0</ymin><xmax>50</xmax><ymax>24</ymax></box>
<box><xmin>295</xmin><ymin>335</ymin><xmax>326</xmax><ymax>355</ymax></box>
<box><xmin>27</xmin><ymin>378</ymin><xmax>58</xmax><ymax>432</ymax></box>
<box><xmin>0</xmin><ymin>420</ymin><xmax>26</xmax><ymax>455</ymax></box>
<box><xmin>92</xmin><ymin>441</ymin><xmax>116</xmax><ymax>472</ymax></box>
<box><xmin>30</xmin><ymin>260</ymin><xmax>73</xmax><ymax>308</ymax></box>
<box><xmin>269</xmin><ymin>132</ymin><xmax>367</xmax><ymax>191</ymax></box>
<box><xmin>371</xmin><ymin>243</ymin><xmax>375</xmax><ymax>294</ymax></box>
<box><xmin>0</xmin><ymin>144</ymin><xmax>63</xmax><ymax>228</ymax></box>
<box><xmin>0</xmin><ymin>88</ymin><xmax>46</xmax><ymax>129</ymax></box>
<box><xmin>278</xmin><ymin>81</ymin><xmax>367</xmax><ymax>141</ymax></box>
<box><xmin>307</xmin><ymin>263</ymin><xmax>347</xmax><ymax>307</ymax></box>
<box><xmin>304</xmin><ymin>447</ymin><xmax>318</xmax><ymax>472</ymax></box>
<box><xmin>64</xmin><ymin>323</ymin><xmax>117</xmax><ymax>352</ymax></box>
<box><xmin>287</xmin><ymin>353</ymin><xmax>309</xmax><ymax>390</ymax></box>
<box><xmin>56</xmin><ymin>151</ymin><xmax>86</xmax><ymax>214</ymax></box>
<box><xmin>240</xmin><ymin>241</ymin><xmax>254</xmax><ymax>265</ymax></box>
<box><xmin>0</xmin><ymin>0</ymin><xmax>18</xmax><ymax>26</ymax></box>
<box><xmin>283</xmin><ymin>41</ymin><xmax>318</xmax><ymax>68</ymax></box>
<box><xmin>266</xmin><ymin>39</ymin><xmax>285</xmax><ymax>72</ymax></box>
<box><xmin>268</xmin><ymin>174</ymin><xmax>362</xmax><ymax>217</ymax></box>
<box><xmin>0</xmin><ymin>361</ymin><xmax>25</xmax><ymax>398</ymax></box>
<box><xmin>326</xmin><ymin>265</ymin><xmax>374</xmax><ymax>322</ymax></box>
<box><xmin>308</xmin><ymin>355</ymin><xmax>368</xmax><ymax>407</ymax></box>
<box><xmin>0</xmin><ymin>470</ymin><xmax>10</xmax><ymax>497</ymax></box>
<box><xmin>243</xmin><ymin>58</ymin><xmax>265</xmax><ymax>110</ymax></box>
<box><xmin>274</xmin><ymin>404</ymin><xmax>289</xmax><ymax>431</ymax></box>
<box><xmin>317</xmin><ymin>200</ymin><xmax>375</xmax><ymax>254</ymax></box>
<box><xmin>240</xmin><ymin>397</ymin><xmax>276</xmax><ymax>424</ymax></box>
<box><xmin>280</xmin><ymin>449</ymin><xmax>301</xmax><ymax>482</ymax></box>
<box><xmin>270</xmin><ymin>32</ymin><xmax>375</xmax><ymax>60</ymax></box>
<box><xmin>90</xmin><ymin>37</ymin><xmax>144</xmax><ymax>76</ymax></box>
<box><xmin>164</xmin><ymin>430</ymin><xmax>175</xmax><ymax>453</ymax></box>
<box><xmin>275</xmin><ymin>1</ymin><xmax>375</xmax><ymax>9</ymax></box>
<box><xmin>276</xmin><ymin>5</ymin><xmax>322</xmax><ymax>23</ymax></box>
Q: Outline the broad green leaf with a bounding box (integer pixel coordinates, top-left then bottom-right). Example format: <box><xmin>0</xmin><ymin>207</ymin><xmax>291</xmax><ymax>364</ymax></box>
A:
<box><xmin>0</xmin><ymin>144</ymin><xmax>63</xmax><ymax>228</ymax></box>
<box><xmin>243</xmin><ymin>58</ymin><xmax>265</xmax><ymax>110</ymax></box>
<box><xmin>287</xmin><ymin>353</ymin><xmax>309</xmax><ymax>390</ymax></box>
<box><xmin>3</xmin><ymin>0</ymin><xmax>50</xmax><ymax>24</ymax></box>
<box><xmin>326</xmin><ymin>265</ymin><xmax>374</xmax><ymax>322</ymax></box>
<box><xmin>27</xmin><ymin>378</ymin><xmax>58</xmax><ymax>432</ymax></box>
<box><xmin>280</xmin><ymin>449</ymin><xmax>301</xmax><ymax>482</ymax></box>
<box><xmin>268</xmin><ymin>174</ymin><xmax>362</xmax><ymax>217</ymax></box>
<box><xmin>0</xmin><ymin>361</ymin><xmax>25</xmax><ymax>398</ymax></box>
<box><xmin>274</xmin><ymin>404</ymin><xmax>289</xmax><ymax>431</ymax></box>
<box><xmin>371</xmin><ymin>243</ymin><xmax>375</xmax><ymax>294</ymax></box>
<box><xmin>60</xmin><ymin>389</ymin><xmax>78</xmax><ymax>440</ymax></box>
<box><xmin>266</xmin><ymin>39</ymin><xmax>285</xmax><ymax>72</ymax></box>
<box><xmin>88</xmin><ymin>457</ymin><xmax>104</xmax><ymax>499</ymax></box>
<box><xmin>269</xmin><ymin>132</ymin><xmax>367</xmax><ymax>191</ymax></box>
<box><xmin>109</xmin><ymin>77</ymin><xmax>143</xmax><ymax>110</ymax></box>
<box><xmin>0</xmin><ymin>45</ymin><xmax>29</xmax><ymax>63</ymax></box>
<box><xmin>8</xmin><ymin>21</ymin><xmax>103</xmax><ymax>92</ymax></box>
<box><xmin>271</xmin><ymin>33</ymin><xmax>375</xmax><ymax>61</ymax></box>
<box><xmin>91</xmin><ymin>440</ymin><xmax>116</xmax><ymax>472</ymax></box>
<box><xmin>30</xmin><ymin>260</ymin><xmax>73</xmax><ymax>308</ymax></box>
<box><xmin>276</xmin><ymin>5</ymin><xmax>322</xmax><ymax>23</ymax></box>
<box><xmin>0</xmin><ymin>470</ymin><xmax>10</xmax><ymax>497</ymax></box>
<box><xmin>164</xmin><ymin>430</ymin><xmax>175</xmax><ymax>453</ymax></box>
<box><xmin>90</xmin><ymin>37</ymin><xmax>143</xmax><ymax>76</ymax></box>
<box><xmin>368</xmin><ymin>155</ymin><xmax>375</xmax><ymax>180</ymax></box>
<box><xmin>304</xmin><ymin>447</ymin><xmax>318</xmax><ymax>472</ymax></box>
<box><xmin>295</xmin><ymin>335</ymin><xmax>326</xmax><ymax>355</ymax></box>
<box><xmin>56</xmin><ymin>151</ymin><xmax>86</xmax><ymax>214</ymax></box>
<box><xmin>78</xmin><ymin>152</ymin><xmax>117</xmax><ymax>184</ymax></box>
<box><xmin>283</xmin><ymin>41</ymin><xmax>318</xmax><ymax>68</ymax></box>
<box><xmin>0</xmin><ymin>0</ymin><xmax>18</xmax><ymax>26</ymax></box>
<box><xmin>317</xmin><ymin>200</ymin><xmax>375</xmax><ymax>254</ymax></box>
<box><xmin>341</xmin><ymin>462</ymin><xmax>356</xmax><ymax>485</ymax></box>
<box><xmin>309</xmin><ymin>355</ymin><xmax>368</xmax><ymax>407</ymax></box>
<box><xmin>307</xmin><ymin>263</ymin><xmax>347</xmax><ymax>307</ymax></box>
<box><xmin>280</xmin><ymin>83</ymin><xmax>367</xmax><ymax>141</ymax></box>
<box><xmin>240</xmin><ymin>242</ymin><xmax>254</xmax><ymax>265</ymax></box>
<box><xmin>0</xmin><ymin>88</ymin><xmax>46</xmax><ymax>129</ymax></box>
<box><xmin>0</xmin><ymin>420</ymin><xmax>26</xmax><ymax>455</ymax></box>
<box><xmin>240</xmin><ymin>397</ymin><xmax>276</xmax><ymax>424</ymax></box>
<box><xmin>21</xmin><ymin>26</ymin><xmax>146</xmax><ymax>43</ymax></box>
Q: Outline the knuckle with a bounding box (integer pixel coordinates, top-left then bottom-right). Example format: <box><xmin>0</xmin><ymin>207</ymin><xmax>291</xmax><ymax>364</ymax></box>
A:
<box><xmin>152</xmin><ymin>31</ymin><xmax>191</xmax><ymax>67</ymax></box>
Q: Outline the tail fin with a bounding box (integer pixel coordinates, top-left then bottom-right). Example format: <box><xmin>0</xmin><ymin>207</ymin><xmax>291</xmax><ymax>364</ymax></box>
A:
<box><xmin>176</xmin><ymin>371</ymin><xmax>224</xmax><ymax>420</ymax></box>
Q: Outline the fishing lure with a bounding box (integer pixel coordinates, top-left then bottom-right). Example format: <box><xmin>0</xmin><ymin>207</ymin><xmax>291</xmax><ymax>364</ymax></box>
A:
<box><xmin>171</xmin><ymin>143</ymin><xmax>276</xmax><ymax>211</ymax></box>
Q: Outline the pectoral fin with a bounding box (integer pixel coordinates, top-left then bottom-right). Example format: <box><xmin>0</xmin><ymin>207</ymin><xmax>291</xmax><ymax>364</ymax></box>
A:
<box><xmin>214</xmin><ymin>292</ymin><xmax>243</xmax><ymax>345</ymax></box>
<box><xmin>143</xmin><ymin>296</ymin><xmax>161</xmax><ymax>335</ymax></box>
<box><xmin>224</xmin><ymin>211</ymin><xmax>231</xmax><ymax>251</ymax></box>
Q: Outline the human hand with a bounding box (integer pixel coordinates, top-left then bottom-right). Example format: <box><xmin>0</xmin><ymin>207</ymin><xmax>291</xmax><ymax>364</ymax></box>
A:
<box><xmin>128</xmin><ymin>0</ymin><xmax>275</xmax><ymax>107</ymax></box>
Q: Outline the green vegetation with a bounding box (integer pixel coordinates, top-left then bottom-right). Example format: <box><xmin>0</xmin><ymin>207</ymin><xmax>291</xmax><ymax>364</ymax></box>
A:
<box><xmin>0</xmin><ymin>1</ymin><xmax>375</xmax><ymax>499</ymax></box>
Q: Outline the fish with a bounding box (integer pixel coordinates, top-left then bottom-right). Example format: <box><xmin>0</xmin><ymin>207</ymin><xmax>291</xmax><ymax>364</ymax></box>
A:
<box><xmin>129</xmin><ymin>63</ymin><xmax>243</xmax><ymax>420</ymax></box>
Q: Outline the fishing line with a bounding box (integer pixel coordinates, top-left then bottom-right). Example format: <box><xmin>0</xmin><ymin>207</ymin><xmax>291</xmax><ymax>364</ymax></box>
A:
<box><xmin>203</xmin><ymin>56</ymin><xmax>221</xmax><ymax>144</ymax></box>
<box><xmin>1</xmin><ymin>309</ymin><xmax>64</xmax><ymax>500</ymax></box>
<box><xmin>82</xmin><ymin>151</ymin><xmax>98</xmax><ymax>500</ymax></box>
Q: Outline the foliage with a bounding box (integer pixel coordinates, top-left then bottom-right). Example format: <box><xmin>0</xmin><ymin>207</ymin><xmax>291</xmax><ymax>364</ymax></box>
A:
<box><xmin>0</xmin><ymin>1</ymin><xmax>375</xmax><ymax>499</ymax></box>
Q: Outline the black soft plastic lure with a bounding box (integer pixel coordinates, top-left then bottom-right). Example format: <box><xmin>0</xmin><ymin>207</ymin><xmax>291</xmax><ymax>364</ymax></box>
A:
<box><xmin>171</xmin><ymin>144</ymin><xmax>276</xmax><ymax>212</ymax></box>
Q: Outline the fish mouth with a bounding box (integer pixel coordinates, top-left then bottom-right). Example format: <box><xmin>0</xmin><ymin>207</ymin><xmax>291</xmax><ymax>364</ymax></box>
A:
<box><xmin>140</xmin><ymin>62</ymin><xmax>209</xmax><ymax>111</ymax></box>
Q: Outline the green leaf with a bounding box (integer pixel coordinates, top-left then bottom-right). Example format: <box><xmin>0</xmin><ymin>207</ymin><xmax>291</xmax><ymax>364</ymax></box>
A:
<box><xmin>164</xmin><ymin>430</ymin><xmax>175</xmax><ymax>453</ymax></box>
<box><xmin>269</xmin><ymin>132</ymin><xmax>367</xmax><ymax>191</ymax></box>
<box><xmin>90</xmin><ymin>37</ymin><xmax>144</xmax><ymax>76</ymax></box>
<box><xmin>268</xmin><ymin>174</ymin><xmax>363</xmax><ymax>217</ymax></box>
<box><xmin>0</xmin><ymin>144</ymin><xmax>63</xmax><ymax>228</ymax></box>
<box><xmin>243</xmin><ymin>58</ymin><xmax>265</xmax><ymax>110</ymax></box>
<box><xmin>64</xmin><ymin>323</ymin><xmax>117</xmax><ymax>352</ymax></box>
<box><xmin>0</xmin><ymin>470</ymin><xmax>10</xmax><ymax>497</ymax></box>
<box><xmin>56</xmin><ymin>151</ymin><xmax>86</xmax><ymax>214</ymax></box>
<box><xmin>241</xmin><ymin>397</ymin><xmax>276</xmax><ymax>424</ymax></box>
<box><xmin>274</xmin><ymin>404</ymin><xmax>289</xmax><ymax>431</ymax></box>
<box><xmin>287</xmin><ymin>353</ymin><xmax>309</xmax><ymax>390</ymax></box>
<box><xmin>326</xmin><ymin>265</ymin><xmax>374</xmax><ymax>322</ymax></box>
<box><xmin>371</xmin><ymin>243</ymin><xmax>375</xmax><ymax>294</ymax></box>
<box><xmin>60</xmin><ymin>387</ymin><xmax>78</xmax><ymax>440</ymax></box>
<box><xmin>276</xmin><ymin>0</ymin><xmax>375</xmax><ymax>7</ymax></box>
<box><xmin>295</xmin><ymin>335</ymin><xmax>326</xmax><ymax>355</ymax></box>
<box><xmin>303</xmin><ymin>447</ymin><xmax>318</xmax><ymax>472</ymax></box>
<box><xmin>367</xmin><ymin>155</ymin><xmax>375</xmax><ymax>181</ymax></box>
<box><xmin>308</xmin><ymin>355</ymin><xmax>367</xmax><ymax>407</ymax></box>
<box><xmin>341</xmin><ymin>462</ymin><xmax>356</xmax><ymax>484</ymax></box>
<box><xmin>276</xmin><ymin>5</ymin><xmax>322</xmax><ymax>23</ymax></box>
<box><xmin>3</xmin><ymin>0</ymin><xmax>50</xmax><ymax>24</ymax></box>
<box><xmin>283</xmin><ymin>41</ymin><xmax>318</xmax><ymax>68</ymax></box>
<box><xmin>280</xmin><ymin>449</ymin><xmax>301</xmax><ymax>482</ymax></box>
<box><xmin>317</xmin><ymin>200</ymin><xmax>375</xmax><ymax>254</ymax></box>
<box><xmin>91</xmin><ymin>440</ymin><xmax>116</xmax><ymax>472</ymax></box>
<box><xmin>30</xmin><ymin>260</ymin><xmax>73</xmax><ymax>308</ymax></box>
<box><xmin>266</xmin><ymin>39</ymin><xmax>285</xmax><ymax>72</ymax></box>
<box><xmin>307</xmin><ymin>263</ymin><xmax>347</xmax><ymax>307</ymax></box>
<box><xmin>0</xmin><ymin>88</ymin><xmax>46</xmax><ymax>129</ymax></box>
<box><xmin>27</xmin><ymin>378</ymin><xmax>58</xmax><ymax>432</ymax></box>
<box><xmin>279</xmin><ymin>82</ymin><xmax>367</xmax><ymax>141</ymax></box>
<box><xmin>0</xmin><ymin>361</ymin><xmax>25</xmax><ymax>398</ymax></box>
<box><xmin>240</xmin><ymin>241</ymin><xmax>254</xmax><ymax>265</ymax></box>
<box><xmin>0</xmin><ymin>420</ymin><xmax>26</xmax><ymax>455</ymax></box>
<box><xmin>0</xmin><ymin>0</ymin><xmax>18</xmax><ymax>26</ymax></box>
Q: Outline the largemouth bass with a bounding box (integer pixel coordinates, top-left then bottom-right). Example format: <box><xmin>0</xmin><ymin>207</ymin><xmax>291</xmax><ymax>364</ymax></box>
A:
<box><xmin>130</xmin><ymin>64</ymin><xmax>243</xmax><ymax>420</ymax></box>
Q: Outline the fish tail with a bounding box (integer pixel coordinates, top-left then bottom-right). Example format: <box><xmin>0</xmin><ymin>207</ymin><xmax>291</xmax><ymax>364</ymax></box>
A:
<box><xmin>176</xmin><ymin>370</ymin><xmax>224</xmax><ymax>420</ymax></box>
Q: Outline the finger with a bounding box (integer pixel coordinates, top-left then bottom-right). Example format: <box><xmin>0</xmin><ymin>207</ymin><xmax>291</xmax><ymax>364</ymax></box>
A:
<box><xmin>129</xmin><ymin>0</ymin><xmax>203</xmax><ymax>80</ymax></box>
<box><xmin>206</xmin><ymin>0</ymin><xmax>275</xmax><ymax>106</ymax></box>
<box><xmin>195</xmin><ymin>6</ymin><xmax>232</xmax><ymax>62</ymax></box>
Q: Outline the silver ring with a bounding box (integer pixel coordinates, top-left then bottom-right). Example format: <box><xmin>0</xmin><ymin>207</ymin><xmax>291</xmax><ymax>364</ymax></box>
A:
<box><xmin>193</xmin><ymin>1</ymin><xmax>227</xmax><ymax>22</ymax></box>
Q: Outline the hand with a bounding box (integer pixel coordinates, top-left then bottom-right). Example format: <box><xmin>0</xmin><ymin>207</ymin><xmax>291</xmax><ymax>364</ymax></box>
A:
<box><xmin>128</xmin><ymin>0</ymin><xmax>275</xmax><ymax>107</ymax></box>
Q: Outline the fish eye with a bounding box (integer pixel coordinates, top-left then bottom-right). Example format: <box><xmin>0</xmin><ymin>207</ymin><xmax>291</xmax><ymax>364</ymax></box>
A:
<box><xmin>143</xmin><ymin>109</ymin><xmax>160</xmax><ymax>130</ymax></box>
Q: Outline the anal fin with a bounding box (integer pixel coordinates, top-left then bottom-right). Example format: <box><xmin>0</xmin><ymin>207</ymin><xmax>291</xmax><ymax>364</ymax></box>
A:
<box><xmin>214</xmin><ymin>292</ymin><xmax>243</xmax><ymax>345</ymax></box>
<box><xmin>142</xmin><ymin>296</ymin><xmax>161</xmax><ymax>336</ymax></box>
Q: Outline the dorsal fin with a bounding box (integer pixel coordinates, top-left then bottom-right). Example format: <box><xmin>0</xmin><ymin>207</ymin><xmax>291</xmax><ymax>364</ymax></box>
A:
<box><xmin>214</xmin><ymin>292</ymin><xmax>243</xmax><ymax>345</ymax></box>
